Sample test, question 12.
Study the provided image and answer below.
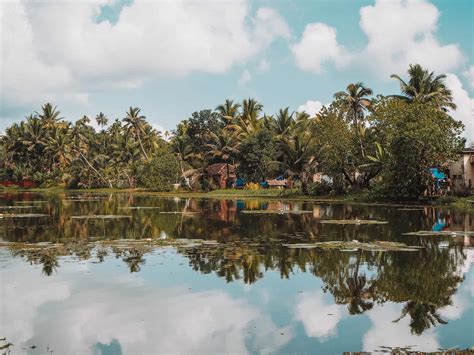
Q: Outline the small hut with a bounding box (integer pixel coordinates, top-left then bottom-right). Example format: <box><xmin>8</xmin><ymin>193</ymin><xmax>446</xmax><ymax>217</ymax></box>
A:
<box><xmin>206</xmin><ymin>163</ymin><xmax>236</xmax><ymax>189</ymax></box>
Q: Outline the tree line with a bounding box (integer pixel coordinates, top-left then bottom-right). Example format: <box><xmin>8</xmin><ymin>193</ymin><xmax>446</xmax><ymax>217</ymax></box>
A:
<box><xmin>0</xmin><ymin>64</ymin><xmax>465</xmax><ymax>200</ymax></box>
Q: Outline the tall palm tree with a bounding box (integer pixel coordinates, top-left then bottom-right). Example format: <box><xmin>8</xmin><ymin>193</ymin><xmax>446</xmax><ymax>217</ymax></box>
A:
<box><xmin>216</xmin><ymin>99</ymin><xmax>241</xmax><ymax>123</ymax></box>
<box><xmin>95</xmin><ymin>112</ymin><xmax>108</xmax><ymax>129</ymax></box>
<box><xmin>123</xmin><ymin>107</ymin><xmax>149</xmax><ymax>160</ymax></box>
<box><xmin>36</xmin><ymin>103</ymin><xmax>62</xmax><ymax>129</ymax></box>
<box><xmin>171</xmin><ymin>135</ymin><xmax>193</xmax><ymax>189</ymax></box>
<box><xmin>229</xmin><ymin>98</ymin><xmax>263</xmax><ymax>140</ymax></box>
<box><xmin>269</xmin><ymin>107</ymin><xmax>294</xmax><ymax>137</ymax></box>
<box><xmin>334</xmin><ymin>82</ymin><xmax>373</xmax><ymax>158</ymax></box>
<box><xmin>391</xmin><ymin>64</ymin><xmax>456</xmax><ymax>111</ymax></box>
<box><xmin>206</xmin><ymin>130</ymin><xmax>240</xmax><ymax>187</ymax></box>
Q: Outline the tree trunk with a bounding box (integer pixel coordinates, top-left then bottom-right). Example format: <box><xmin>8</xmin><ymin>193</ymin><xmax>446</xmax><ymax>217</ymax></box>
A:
<box><xmin>80</xmin><ymin>152</ymin><xmax>113</xmax><ymax>188</ymax></box>
<box><xmin>137</xmin><ymin>133</ymin><xmax>149</xmax><ymax>160</ymax></box>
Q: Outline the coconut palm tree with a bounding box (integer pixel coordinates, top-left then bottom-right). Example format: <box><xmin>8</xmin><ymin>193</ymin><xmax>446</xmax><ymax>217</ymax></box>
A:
<box><xmin>391</xmin><ymin>64</ymin><xmax>456</xmax><ymax>111</ymax></box>
<box><xmin>36</xmin><ymin>103</ymin><xmax>62</xmax><ymax>129</ymax></box>
<box><xmin>269</xmin><ymin>107</ymin><xmax>294</xmax><ymax>137</ymax></box>
<box><xmin>206</xmin><ymin>130</ymin><xmax>240</xmax><ymax>187</ymax></box>
<box><xmin>95</xmin><ymin>112</ymin><xmax>108</xmax><ymax>129</ymax></box>
<box><xmin>216</xmin><ymin>99</ymin><xmax>241</xmax><ymax>123</ymax></box>
<box><xmin>229</xmin><ymin>98</ymin><xmax>263</xmax><ymax>140</ymax></box>
<box><xmin>334</xmin><ymin>83</ymin><xmax>373</xmax><ymax>158</ymax></box>
<box><xmin>123</xmin><ymin>107</ymin><xmax>149</xmax><ymax>160</ymax></box>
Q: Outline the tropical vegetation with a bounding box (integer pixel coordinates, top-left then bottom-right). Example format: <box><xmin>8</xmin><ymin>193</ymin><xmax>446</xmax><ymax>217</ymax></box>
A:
<box><xmin>0</xmin><ymin>64</ymin><xmax>465</xmax><ymax>200</ymax></box>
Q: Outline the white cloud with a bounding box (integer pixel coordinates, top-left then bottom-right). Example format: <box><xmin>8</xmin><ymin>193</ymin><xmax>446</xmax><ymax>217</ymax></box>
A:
<box><xmin>291</xmin><ymin>0</ymin><xmax>464</xmax><ymax>78</ymax></box>
<box><xmin>464</xmin><ymin>66</ymin><xmax>474</xmax><ymax>89</ymax></box>
<box><xmin>0</xmin><ymin>0</ymin><xmax>289</xmax><ymax>107</ymax></box>
<box><xmin>362</xmin><ymin>303</ymin><xmax>440</xmax><ymax>352</ymax></box>
<box><xmin>359</xmin><ymin>0</ymin><xmax>465</xmax><ymax>77</ymax></box>
<box><xmin>238</xmin><ymin>69</ymin><xmax>252</xmax><ymax>86</ymax></box>
<box><xmin>445</xmin><ymin>74</ymin><xmax>474</xmax><ymax>144</ymax></box>
<box><xmin>295</xmin><ymin>292</ymin><xmax>344</xmax><ymax>341</ymax></box>
<box><xmin>257</xmin><ymin>58</ymin><xmax>270</xmax><ymax>73</ymax></box>
<box><xmin>297</xmin><ymin>100</ymin><xmax>324</xmax><ymax>116</ymax></box>
<box><xmin>291</xmin><ymin>23</ymin><xmax>351</xmax><ymax>73</ymax></box>
<box><xmin>1</xmin><ymin>255</ymin><xmax>291</xmax><ymax>355</ymax></box>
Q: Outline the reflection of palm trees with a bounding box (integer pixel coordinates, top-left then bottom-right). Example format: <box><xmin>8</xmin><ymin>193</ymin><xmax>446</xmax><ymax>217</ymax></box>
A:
<box><xmin>39</xmin><ymin>250</ymin><xmax>59</xmax><ymax>276</ymax></box>
<box><xmin>123</xmin><ymin>248</ymin><xmax>147</xmax><ymax>273</ymax></box>
<box><xmin>393</xmin><ymin>301</ymin><xmax>447</xmax><ymax>335</ymax></box>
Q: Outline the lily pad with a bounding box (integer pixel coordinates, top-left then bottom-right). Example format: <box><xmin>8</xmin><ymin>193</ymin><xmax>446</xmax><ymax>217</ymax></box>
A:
<box><xmin>0</xmin><ymin>205</ymin><xmax>36</xmax><ymax>209</ymax></box>
<box><xmin>403</xmin><ymin>230</ymin><xmax>474</xmax><ymax>237</ymax></box>
<box><xmin>0</xmin><ymin>213</ymin><xmax>49</xmax><ymax>218</ymax></box>
<box><xmin>318</xmin><ymin>219</ymin><xmax>388</xmax><ymax>225</ymax></box>
<box><xmin>71</xmin><ymin>215</ymin><xmax>132</xmax><ymax>219</ymax></box>
<box><xmin>118</xmin><ymin>206</ymin><xmax>161</xmax><ymax>210</ymax></box>
<box><xmin>241</xmin><ymin>210</ymin><xmax>313</xmax><ymax>215</ymax></box>
<box><xmin>283</xmin><ymin>240</ymin><xmax>422</xmax><ymax>252</ymax></box>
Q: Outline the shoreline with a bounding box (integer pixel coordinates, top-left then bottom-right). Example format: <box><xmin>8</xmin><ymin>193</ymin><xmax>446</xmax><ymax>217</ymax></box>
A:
<box><xmin>2</xmin><ymin>186</ymin><xmax>473</xmax><ymax>210</ymax></box>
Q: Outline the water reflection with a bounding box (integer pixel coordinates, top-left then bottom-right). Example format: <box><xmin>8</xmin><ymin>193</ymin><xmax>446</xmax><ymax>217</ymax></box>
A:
<box><xmin>0</xmin><ymin>192</ymin><xmax>473</xmax><ymax>352</ymax></box>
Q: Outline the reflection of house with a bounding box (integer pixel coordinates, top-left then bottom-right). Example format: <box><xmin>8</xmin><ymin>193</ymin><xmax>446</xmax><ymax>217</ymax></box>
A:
<box><xmin>448</xmin><ymin>147</ymin><xmax>474</xmax><ymax>194</ymax></box>
<box><xmin>206</xmin><ymin>163</ymin><xmax>236</xmax><ymax>189</ymax></box>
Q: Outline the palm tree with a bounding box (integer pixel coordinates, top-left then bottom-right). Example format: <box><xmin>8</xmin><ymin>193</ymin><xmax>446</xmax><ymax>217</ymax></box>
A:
<box><xmin>391</xmin><ymin>64</ymin><xmax>456</xmax><ymax>111</ymax></box>
<box><xmin>216</xmin><ymin>99</ymin><xmax>241</xmax><ymax>123</ymax></box>
<box><xmin>36</xmin><ymin>103</ymin><xmax>62</xmax><ymax>129</ymax></box>
<box><xmin>229</xmin><ymin>98</ymin><xmax>263</xmax><ymax>140</ymax></box>
<box><xmin>269</xmin><ymin>107</ymin><xmax>294</xmax><ymax>137</ymax></box>
<box><xmin>206</xmin><ymin>130</ymin><xmax>240</xmax><ymax>187</ymax></box>
<box><xmin>334</xmin><ymin>83</ymin><xmax>373</xmax><ymax>158</ymax></box>
<box><xmin>277</xmin><ymin>118</ymin><xmax>317</xmax><ymax>193</ymax></box>
<box><xmin>171</xmin><ymin>135</ymin><xmax>193</xmax><ymax>189</ymax></box>
<box><xmin>123</xmin><ymin>107</ymin><xmax>149</xmax><ymax>160</ymax></box>
<box><xmin>95</xmin><ymin>112</ymin><xmax>108</xmax><ymax>129</ymax></box>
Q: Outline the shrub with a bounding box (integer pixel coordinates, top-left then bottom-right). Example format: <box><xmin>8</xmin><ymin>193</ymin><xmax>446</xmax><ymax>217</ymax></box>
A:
<box><xmin>245</xmin><ymin>182</ymin><xmax>260</xmax><ymax>190</ymax></box>
<box><xmin>136</xmin><ymin>153</ymin><xmax>181</xmax><ymax>191</ymax></box>
<box><xmin>306</xmin><ymin>181</ymin><xmax>332</xmax><ymax>196</ymax></box>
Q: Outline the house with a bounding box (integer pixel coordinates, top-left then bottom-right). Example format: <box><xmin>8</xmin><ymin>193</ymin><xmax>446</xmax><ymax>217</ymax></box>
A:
<box><xmin>266</xmin><ymin>179</ymin><xmax>289</xmax><ymax>189</ymax></box>
<box><xmin>206</xmin><ymin>163</ymin><xmax>236</xmax><ymax>189</ymax></box>
<box><xmin>448</xmin><ymin>146</ymin><xmax>474</xmax><ymax>195</ymax></box>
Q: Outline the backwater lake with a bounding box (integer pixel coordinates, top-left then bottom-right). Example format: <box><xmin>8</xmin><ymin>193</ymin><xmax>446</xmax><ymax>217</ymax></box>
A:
<box><xmin>0</xmin><ymin>192</ymin><xmax>473</xmax><ymax>354</ymax></box>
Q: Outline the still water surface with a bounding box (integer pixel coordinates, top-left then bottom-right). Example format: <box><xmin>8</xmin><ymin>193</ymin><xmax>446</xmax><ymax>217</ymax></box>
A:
<box><xmin>0</xmin><ymin>192</ymin><xmax>473</xmax><ymax>354</ymax></box>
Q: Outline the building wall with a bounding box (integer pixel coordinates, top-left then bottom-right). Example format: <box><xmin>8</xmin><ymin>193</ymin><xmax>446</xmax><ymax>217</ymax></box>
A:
<box><xmin>449</xmin><ymin>152</ymin><xmax>474</xmax><ymax>194</ymax></box>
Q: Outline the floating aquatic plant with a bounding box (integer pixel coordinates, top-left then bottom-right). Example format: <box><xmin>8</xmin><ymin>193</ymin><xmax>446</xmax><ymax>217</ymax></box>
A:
<box><xmin>240</xmin><ymin>210</ymin><xmax>313</xmax><ymax>215</ymax></box>
<box><xmin>318</xmin><ymin>219</ymin><xmax>388</xmax><ymax>225</ymax></box>
<box><xmin>403</xmin><ymin>230</ymin><xmax>474</xmax><ymax>237</ymax></box>
<box><xmin>71</xmin><ymin>215</ymin><xmax>132</xmax><ymax>219</ymax></box>
<box><xmin>282</xmin><ymin>240</ymin><xmax>422</xmax><ymax>252</ymax></box>
<box><xmin>118</xmin><ymin>206</ymin><xmax>161</xmax><ymax>210</ymax></box>
<box><xmin>0</xmin><ymin>213</ymin><xmax>49</xmax><ymax>218</ymax></box>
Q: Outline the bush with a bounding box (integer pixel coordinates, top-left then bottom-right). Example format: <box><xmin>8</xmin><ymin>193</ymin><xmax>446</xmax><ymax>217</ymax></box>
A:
<box><xmin>136</xmin><ymin>153</ymin><xmax>181</xmax><ymax>191</ymax></box>
<box><xmin>306</xmin><ymin>181</ymin><xmax>332</xmax><ymax>196</ymax></box>
<box><xmin>245</xmin><ymin>182</ymin><xmax>260</xmax><ymax>190</ymax></box>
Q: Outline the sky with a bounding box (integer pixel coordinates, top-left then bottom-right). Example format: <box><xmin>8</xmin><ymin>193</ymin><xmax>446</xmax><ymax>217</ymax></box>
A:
<box><xmin>0</xmin><ymin>0</ymin><xmax>473</xmax><ymax>139</ymax></box>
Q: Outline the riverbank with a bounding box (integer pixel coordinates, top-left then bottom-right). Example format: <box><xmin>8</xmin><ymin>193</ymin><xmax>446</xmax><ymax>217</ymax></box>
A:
<box><xmin>3</xmin><ymin>186</ymin><xmax>474</xmax><ymax>210</ymax></box>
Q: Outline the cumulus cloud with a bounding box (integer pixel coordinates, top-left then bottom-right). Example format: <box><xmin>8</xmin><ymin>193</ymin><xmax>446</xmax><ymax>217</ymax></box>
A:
<box><xmin>359</xmin><ymin>0</ymin><xmax>464</xmax><ymax>77</ymax></box>
<box><xmin>291</xmin><ymin>23</ymin><xmax>351</xmax><ymax>73</ymax></box>
<box><xmin>297</xmin><ymin>100</ymin><xmax>324</xmax><ymax>116</ymax></box>
<box><xmin>1</xmin><ymin>255</ymin><xmax>291</xmax><ymax>354</ymax></box>
<box><xmin>445</xmin><ymin>74</ymin><xmax>474</xmax><ymax>144</ymax></box>
<box><xmin>238</xmin><ymin>69</ymin><xmax>252</xmax><ymax>86</ymax></box>
<box><xmin>292</xmin><ymin>0</ymin><xmax>465</xmax><ymax>78</ymax></box>
<box><xmin>464</xmin><ymin>66</ymin><xmax>474</xmax><ymax>89</ymax></box>
<box><xmin>295</xmin><ymin>292</ymin><xmax>344</xmax><ymax>341</ymax></box>
<box><xmin>0</xmin><ymin>0</ymin><xmax>289</xmax><ymax>107</ymax></box>
<box><xmin>257</xmin><ymin>58</ymin><xmax>270</xmax><ymax>73</ymax></box>
<box><xmin>362</xmin><ymin>303</ymin><xmax>440</xmax><ymax>352</ymax></box>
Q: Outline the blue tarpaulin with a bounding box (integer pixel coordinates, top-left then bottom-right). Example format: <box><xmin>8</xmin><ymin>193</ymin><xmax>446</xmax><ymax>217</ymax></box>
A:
<box><xmin>430</xmin><ymin>168</ymin><xmax>446</xmax><ymax>180</ymax></box>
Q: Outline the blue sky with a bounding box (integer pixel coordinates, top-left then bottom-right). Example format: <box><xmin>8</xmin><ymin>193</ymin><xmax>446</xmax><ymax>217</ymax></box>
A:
<box><xmin>1</xmin><ymin>0</ymin><xmax>473</xmax><ymax>138</ymax></box>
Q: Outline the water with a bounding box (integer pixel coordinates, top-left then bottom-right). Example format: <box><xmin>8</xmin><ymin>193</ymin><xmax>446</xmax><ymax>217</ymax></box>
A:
<box><xmin>0</xmin><ymin>192</ymin><xmax>473</xmax><ymax>354</ymax></box>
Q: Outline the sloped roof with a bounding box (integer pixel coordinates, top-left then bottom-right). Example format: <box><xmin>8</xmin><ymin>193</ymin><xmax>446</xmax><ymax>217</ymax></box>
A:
<box><xmin>206</xmin><ymin>163</ymin><xmax>236</xmax><ymax>176</ymax></box>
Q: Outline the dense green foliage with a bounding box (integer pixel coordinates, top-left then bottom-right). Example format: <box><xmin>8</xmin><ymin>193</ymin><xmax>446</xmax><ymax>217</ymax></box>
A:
<box><xmin>0</xmin><ymin>64</ymin><xmax>466</xmax><ymax>200</ymax></box>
